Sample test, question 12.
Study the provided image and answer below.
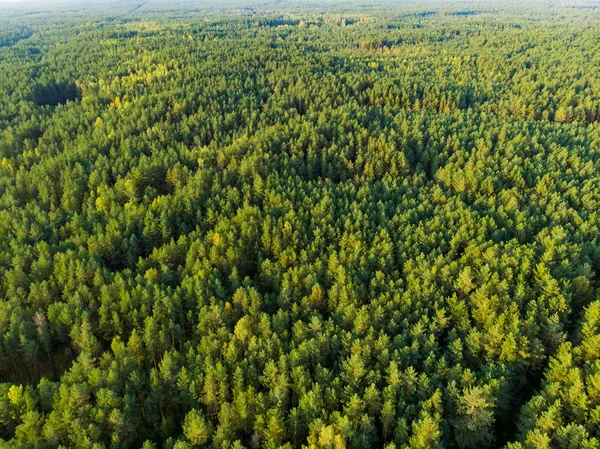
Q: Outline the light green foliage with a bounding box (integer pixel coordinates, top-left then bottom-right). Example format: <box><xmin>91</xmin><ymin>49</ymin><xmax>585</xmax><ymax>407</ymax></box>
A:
<box><xmin>183</xmin><ymin>409</ymin><xmax>211</xmax><ymax>447</ymax></box>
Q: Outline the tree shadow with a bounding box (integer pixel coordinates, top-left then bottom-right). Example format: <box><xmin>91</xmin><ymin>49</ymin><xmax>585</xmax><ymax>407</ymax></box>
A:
<box><xmin>31</xmin><ymin>81</ymin><xmax>81</xmax><ymax>107</ymax></box>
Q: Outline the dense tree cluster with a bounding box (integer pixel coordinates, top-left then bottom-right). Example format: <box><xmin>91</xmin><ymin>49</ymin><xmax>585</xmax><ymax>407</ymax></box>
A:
<box><xmin>1</xmin><ymin>1</ymin><xmax>600</xmax><ymax>448</ymax></box>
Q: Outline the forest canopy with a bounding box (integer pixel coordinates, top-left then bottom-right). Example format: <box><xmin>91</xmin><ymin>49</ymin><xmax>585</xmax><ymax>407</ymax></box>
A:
<box><xmin>1</xmin><ymin>0</ymin><xmax>600</xmax><ymax>448</ymax></box>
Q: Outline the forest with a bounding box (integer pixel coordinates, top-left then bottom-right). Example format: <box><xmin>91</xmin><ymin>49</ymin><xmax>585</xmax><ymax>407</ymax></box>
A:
<box><xmin>1</xmin><ymin>0</ymin><xmax>600</xmax><ymax>448</ymax></box>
